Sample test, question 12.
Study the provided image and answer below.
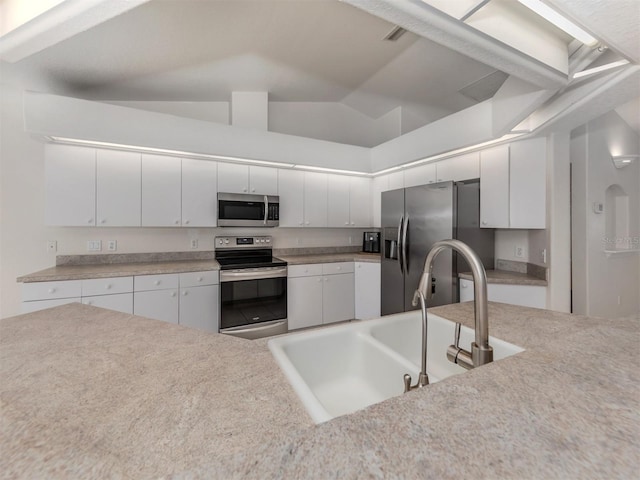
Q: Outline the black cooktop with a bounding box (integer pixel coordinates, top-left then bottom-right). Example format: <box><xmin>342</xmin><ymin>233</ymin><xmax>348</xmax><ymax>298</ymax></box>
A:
<box><xmin>215</xmin><ymin>249</ymin><xmax>287</xmax><ymax>270</ymax></box>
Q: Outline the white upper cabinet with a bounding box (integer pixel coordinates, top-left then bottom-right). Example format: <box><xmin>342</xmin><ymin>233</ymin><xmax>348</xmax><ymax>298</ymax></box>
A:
<box><xmin>509</xmin><ymin>137</ymin><xmax>546</xmax><ymax>229</ymax></box>
<box><xmin>387</xmin><ymin>171</ymin><xmax>404</xmax><ymax>190</ymax></box>
<box><xmin>304</xmin><ymin>172</ymin><xmax>328</xmax><ymax>227</ymax></box>
<box><xmin>141</xmin><ymin>154</ymin><xmax>182</xmax><ymax>227</ymax></box>
<box><xmin>182</xmin><ymin>159</ymin><xmax>217</xmax><ymax>227</ymax></box>
<box><xmin>96</xmin><ymin>149</ymin><xmax>141</xmax><ymax>227</ymax></box>
<box><xmin>217</xmin><ymin>163</ymin><xmax>277</xmax><ymax>195</ymax></box>
<box><xmin>327</xmin><ymin>174</ymin><xmax>351</xmax><ymax>227</ymax></box>
<box><xmin>480</xmin><ymin>145</ymin><xmax>510</xmax><ymax>228</ymax></box>
<box><xmin>45</xmin><ymin>144</ymin><xmax>96</xmax><ymax>226</ymax></box>
<box><xmin>371</xmin><ymin>175</ymin><xmax>388</xmax><ymax>228</ymax></box>
<box><xmin>249</xmin><ymin>166</ymin><xmax>278</xmax><ymax>195</ymax></box>
<box><xmin>435</xmin><ymin>152</ymin><xmax>480</xmax><ymax>182</ymax></box>
<box><xmin>349</xmin><ymin>176</ymin><xmax>371</xmax><ymax>227</ymax></box>
<box><xmin>217</xmin><ymin>163</ymin><xmax>248</xmax><ymax>193</ymax></box>
<box><xmin>403</xmin><ymin>163</ymin><xmax>436</xmax><ymax>187</ymax></box>
<box><xmin>278</xmin><ymin>169</ymin><xmax>305</xmax><ymax>227</ymax></box>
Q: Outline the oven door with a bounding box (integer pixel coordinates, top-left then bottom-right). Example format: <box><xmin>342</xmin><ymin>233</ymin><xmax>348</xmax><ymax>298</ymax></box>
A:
<box><xmin>219</xmin><ymin>267</ymin><xmax>287</xmax><ymax>339</ymax></box>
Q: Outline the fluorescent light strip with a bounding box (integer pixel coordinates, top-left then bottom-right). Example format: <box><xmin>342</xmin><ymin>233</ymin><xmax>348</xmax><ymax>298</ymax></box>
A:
<box><xmin>517</xmin><ymin>0</ymin><xmax>597</xmax><ymax>46</ymax></box>
<box><xmin>572</xmin><ymin>59</ymin><xmax>630</xmax><ymax>79</ymax></box>
<box><xmin>294</xmin><ymin>165</ymin><xmax>371</xmax><ymax>176</ymax></box>
<box><xmin>373</xmin><ymin>133</ymin><xmax>524</xmax><ymax>176</ymax></box>
<box><xmin>47</xmin><ymin>136</ymin><xmax>296</xmax><ymax>168</ymax></box>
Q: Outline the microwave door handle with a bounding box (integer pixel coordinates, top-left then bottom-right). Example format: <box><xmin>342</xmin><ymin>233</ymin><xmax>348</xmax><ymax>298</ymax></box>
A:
<box><xmin>264</xmin><ymin>195</ymin><xmax>268</xmax><ymax>225</ymax></box>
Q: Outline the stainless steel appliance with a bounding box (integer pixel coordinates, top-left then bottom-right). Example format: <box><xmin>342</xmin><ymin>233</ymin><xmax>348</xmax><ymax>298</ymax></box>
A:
<box><xmin>362</xmin><ymin>232</ymin><xmax>380</xmax><ymax>253</ymax></box>
<box><xmin>217</xmin><ymin>193</ymin><xmax>279</xmax><ymax>227</ymax></box>
<box><xmin>215</xmin><ymin>236</ymin><xmax>287</xmax><ymax>339</ymax></box>
<box><xmin>381</xmin><ymin>179</ymin><xmax>494</xmax><ymax>315</ymax></box>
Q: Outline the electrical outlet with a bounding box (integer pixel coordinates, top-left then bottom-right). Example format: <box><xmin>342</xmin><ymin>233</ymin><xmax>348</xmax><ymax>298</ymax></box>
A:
<box><xmin>87</xmin><ymin>240</ymin><xmax>102</xmax><ymax>252</ymax></box>
<box><xmin>542</xmin><ymin>249</ymin><xmax>547</xmax><ymax>264</ymax></box>
<box><xmin>190</xmin><ymin>239</ymin><xmax>198</xmax><ymax>249</ymax></box>
<box><xmin>515</xmin><ymin>246</ymin><xmax>525</xmax><ymax>258</ymax></box>
<box><xmin>107</xmin><ymin>240</ymin><xmax>117</xmax><ymax>252</ymax></box>
<box><xmin>46</xmin><ymin>240</ymin><xmax>57</xmax><ymax>253</ymax></box>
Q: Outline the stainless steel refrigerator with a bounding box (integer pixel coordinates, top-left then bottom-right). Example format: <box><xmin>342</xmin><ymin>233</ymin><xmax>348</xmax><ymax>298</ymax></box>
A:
<box><xmin>381</xmin><ymin>180</ymin><xmax>494</xmax><ymax>315</ymax></box>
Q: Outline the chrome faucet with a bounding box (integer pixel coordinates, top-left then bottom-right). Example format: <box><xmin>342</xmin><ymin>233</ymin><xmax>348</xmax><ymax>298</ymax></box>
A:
<box><xmin>413</xmin><ymin>239</ymin><xmax>492</xmax><ymax>370</ymax></box>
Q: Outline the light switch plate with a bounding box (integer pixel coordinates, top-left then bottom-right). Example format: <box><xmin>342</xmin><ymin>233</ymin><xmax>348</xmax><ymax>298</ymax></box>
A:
<box><xmin>87</xmin><ymin>240</ymin><xmax>102</xmax><ymax>251</ymax></box>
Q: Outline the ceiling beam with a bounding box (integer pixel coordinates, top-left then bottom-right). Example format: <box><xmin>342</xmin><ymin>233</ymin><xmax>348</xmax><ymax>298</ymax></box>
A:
<box><xmin>0</xmin><ymin>0</ymin><xmax>151</xmax><ymax>63</ymax></box>
<box><xmin>343</xmin><ymin>0</ymin><xmax>568</xmax><ymax>89</ymax></box>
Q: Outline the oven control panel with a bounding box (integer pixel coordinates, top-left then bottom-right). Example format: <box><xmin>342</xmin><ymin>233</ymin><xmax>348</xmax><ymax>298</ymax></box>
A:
<box><xmin>215</xmin><ymin>236</ymin><xmax>272</xmax><ymax>249</ymax></box>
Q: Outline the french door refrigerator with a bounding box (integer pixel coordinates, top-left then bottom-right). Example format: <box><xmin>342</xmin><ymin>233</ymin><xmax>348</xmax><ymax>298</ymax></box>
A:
<box><xmin>381</xmin><ymin>180</ymin><xmax>494</xmax><ymax>315</ymax></box>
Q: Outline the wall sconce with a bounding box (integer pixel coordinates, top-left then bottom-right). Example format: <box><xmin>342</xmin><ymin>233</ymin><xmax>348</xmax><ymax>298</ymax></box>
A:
<box><xmin>611</xmin><ymin>154</ymin><xmax>639</xmax><ymax>169</ymax></box>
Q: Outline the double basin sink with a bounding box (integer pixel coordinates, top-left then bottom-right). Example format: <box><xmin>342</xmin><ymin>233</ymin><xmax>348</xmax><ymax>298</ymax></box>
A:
<box><xmin>268</xmin><ymin>311</ymin><xmax>524</xmax><ymax>423</ymax></box>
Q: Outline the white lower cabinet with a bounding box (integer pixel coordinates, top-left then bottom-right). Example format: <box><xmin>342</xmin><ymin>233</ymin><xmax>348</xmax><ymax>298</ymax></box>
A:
<box><xmin>178</xmin><ymin>271</ymin><xmax>219</xmax><ymax>333</ymax></box>
<box><xmin>459</xmin><ymin>278</ymin><xmax>546</xmax><ymax>309</ymax></box>
<box><xmin>83</xmin><ymin>293</ymin><xmax>133</xmax><ymax>314</ymax></box>
<box><xmin>355</xmin><ymin>262</ymin><xmax>380</xmax><ymax>320</ymax></box>
<box><xmin>288</xmin><ymin>262</ymin><xmax>355</xmax><ymax>330</ymax></box>
<box><xmin>22</xmin><ymin>297</ymin><xmax>82</xmax><ymax>314</ymax></box>
<box><xmin>134</xmin><ymin>289</ymin><xmax>179</xmax><ymax>324</ymax></box>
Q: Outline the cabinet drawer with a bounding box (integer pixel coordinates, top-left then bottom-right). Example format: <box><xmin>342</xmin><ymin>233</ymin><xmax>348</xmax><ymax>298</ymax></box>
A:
<box><xmin>21</xmin><ymin>298</ymin><xmax>81</xmax><ymax>313</ymax></box>
<box><xmin>179</xmin><ymin>270</ymin><xmax>219</xmax><ymax>288</ymax></box>
<box><xmin>82</xmin><ymin>276</ymin><xmax>133</xmax><ymax>296</ymax></box>
<box><xmin>22</xmin><ymin>280</ymin><xmax>82</xmax><ymax>301</ymax></box>
<box><xmin>134</xmin><ymin>274</ymin><xmax>179</xmax><ymax>292</ymax></box>
<box><xmin>288</xmin><ymin>264</ymin><xmax>323</xmax><ymax>278</ymax></box>
<box><xmin>322</xmin><ymin>262</ymin><xmax>354</xmax><ymax>275</ymax></box>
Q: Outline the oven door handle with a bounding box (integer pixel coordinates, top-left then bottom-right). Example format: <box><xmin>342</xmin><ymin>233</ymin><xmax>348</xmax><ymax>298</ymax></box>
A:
<box><xmin>220</xmin><ymin>267</ymin><xmax>287</xmax><ymax>282</ymax></box>
<box><xmin>220</xmin><ymin>320</ymin><xmax>287</xmax><ymax>338</ymax></box>
<box><xmin>264</xmin><ymin>195</ymin><xmax>268</xmax><ymax>225</ymax></box>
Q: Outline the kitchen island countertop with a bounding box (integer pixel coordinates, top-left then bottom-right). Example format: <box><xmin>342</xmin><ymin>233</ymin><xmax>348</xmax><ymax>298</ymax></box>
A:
<box><xmin>1</xmin><ymin>302</ymin><xmax>638</xmax><ymax>479</ymax></box>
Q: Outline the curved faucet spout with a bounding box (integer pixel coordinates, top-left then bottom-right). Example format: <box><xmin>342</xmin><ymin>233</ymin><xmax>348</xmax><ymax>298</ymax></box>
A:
<box><xmin>417</xmin><ymin>239</ymin><xmax>492</xmax><ymax>369</ymax></box>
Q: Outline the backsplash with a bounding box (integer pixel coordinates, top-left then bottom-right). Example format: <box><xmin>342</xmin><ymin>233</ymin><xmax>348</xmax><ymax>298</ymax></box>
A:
<box><xmin>496</xmin><ymin>259</ymin><xmax>547</xmax><ymax>281</ymax></box>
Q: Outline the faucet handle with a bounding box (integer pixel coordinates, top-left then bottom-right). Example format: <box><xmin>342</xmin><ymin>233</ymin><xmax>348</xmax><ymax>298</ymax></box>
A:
<box><xmin>403</xmin><ymin>374</ymin><xmax>412</xmax><ymax>393</ymax></box>
<box><xmin>453</xmin><ymin>322</ymin><xmax>461</xmax><ymax>349</ymax></box>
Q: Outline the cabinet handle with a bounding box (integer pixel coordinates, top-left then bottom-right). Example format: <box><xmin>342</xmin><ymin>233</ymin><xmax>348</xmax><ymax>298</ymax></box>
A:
<box><xmin>88</xmin><ymin>218</ymin><xmax>93</xmax><ymax>224</ymax></box>
<box><xmin>154</xmin><ymin>280</ymin><xmax>161</xmax><ymax>286</ymax></box>
<box><xmin>351</xmin><ymin>222</ymin><xmax>355</xmax><ymax>225</ymax></box>
<box><xmin>105</xmin><ymin>284</ymin><xmax>112</xmax><ymax>290</ymax></box>
<box><xmin>182</xmin><ymin>291</ymin><xmax>188</xmax><ymax>296</ymax></box>
<box><xmin>461</xmin><ymin>283</ymin><xmax>468</xmax><ymax>288</ymax></box>
<box><xmin>481</xmin><ymin>221</ymin><xmax>487</xmax><ymax>225</ymax></box>
<box><xmin>171</xmin><ymin>292</ymin><xmax>177</xmax><ymax>297</ymax></box>
<box><xmin>337</xmin><ymin>266</ymin><xmax>341</xmax><ymax>270</ymax></box>
<box><xmin>87</xmin><ymin>300</ymin><xmax>93</xmax><ymax>305</ymax></box>
<box><xmin>251</xmin><ymin>188</ymin><xmax>255</xmax><ymax>192</ymax></box>
<box><xmin>197</xmin><ymin>277</ymin><xmax>203</xmax><ymax>282</ymax></box>
<box><xmin>100</xmin><ymin>219</ymin><xmax>106</xmax><ymax>224</ymax></box>
<box><xmin>305</xmin><ymin>221</ymin><xmax>310</xmax><ymax>225</ymax></box>
<box><xmin>174</xmin><ymin>220</ymin><xmax>180</xmax><ymax>225</ymax></box>
<box><xmin>242</xmin><ymin>187</ymin><xmax>247</xmax><ymax>192</ymax></box>
<box><xmin>48</xmin><ymin>288</ymin><xmax>56</xmax><ymax>294</ymax></box>
<box><xmin>344</xmin><ymin>221</ymin><xmax>349</xmax><ymax>225</ymax></box>
<box><xmin>184</xmin><ymin>219</ymin><xmax>190</xmax><ymax>225</ymax></box>
<box><xmin>299</xmin><ymin>221</ymin><xmax>303</xmax><ymax>226</ymax></box>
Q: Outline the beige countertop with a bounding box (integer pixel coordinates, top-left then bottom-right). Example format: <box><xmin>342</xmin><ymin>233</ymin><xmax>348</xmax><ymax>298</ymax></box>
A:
<box><xmin>2</xmin><ymin>303</ymin><xmax>638</xmax><ymax>479</ymax></box>
<box><xmin>16</xmin><ymin>260</ymin><xmax>221</xmax><ymax>283</ymax></box>
<box><xmin>459</xmin><ymin>269</ymin><xmax>548</xmax><ymax>286</ymax></box>
<box><xmin>277</xmin><ymin>252</ymin><xmax>380</xmax><ymax>265</ymax></box>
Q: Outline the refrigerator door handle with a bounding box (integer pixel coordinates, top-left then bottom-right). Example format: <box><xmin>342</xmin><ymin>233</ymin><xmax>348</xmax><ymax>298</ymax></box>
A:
<box><xmin>402</xmin><ymin>213</ymin><xmax>409</xmax><ymax>273</ymax></box>
<box><xmin>397</xmin><ymin>216</ymin><xmax>404</xmax><ymax>273</ymax></box>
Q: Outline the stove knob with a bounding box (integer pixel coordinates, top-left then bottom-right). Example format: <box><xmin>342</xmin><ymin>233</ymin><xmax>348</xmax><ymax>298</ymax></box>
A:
<box><xmin>225</xmin><ymin>239</ymin><xmax>229</xmax><ymax>244</ymax></box>
<box><xmin>266</xmin><ymin>238</ymin><xmax>271</xmax><ymax>243</ymax></box>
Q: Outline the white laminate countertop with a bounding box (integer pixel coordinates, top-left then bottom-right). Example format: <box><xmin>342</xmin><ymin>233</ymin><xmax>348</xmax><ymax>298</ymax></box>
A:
<box><xmin>1</xmin><ymin>302</ymin><xmax>638</xmax><ymax>479</ymax></box>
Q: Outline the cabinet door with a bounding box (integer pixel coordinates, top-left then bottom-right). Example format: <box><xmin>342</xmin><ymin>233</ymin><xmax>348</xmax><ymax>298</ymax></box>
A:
<box><xmin>403</xmin><ymin>163</ymin><xmax>436</xmax><ymax>188</ymax></box>
<box><xmin>141</xmin><ymin>154</ymin><xmax>182</xmax><ymax>226</ymax></box>
<box><xmin>509</xmin><ymin>138</ymin><xmax>546</xmax><ymax>229</ymax></box>
<box><xmin>97</xmin><ymin>149</ymin><xmax>141</xmax><ymax>226</ymax></box>
<box><xmin>480</xmin><ymin>145</ymin><xmax>510</xmax><ymax>228</ymax></box>
<box><xmin>182</xmin><ymin>159</ymin><xmax>217</xmax><ymax>227</ymax></box>
<box><xmin>355</xmin><ymin>262</ymin><xmax>380</xmax><ymax>320</ymax></box>
<box><xmin>304</xmin><ymin>172</ymin><xmax>328</xmax><ymax>227</ymax></box>
<box><xmin>322</xmin><ymin>273</ymin><xmax>354</xmax><ymax>324</ymax></box>
<box><xmin>349</xmin><ymin>176</ymin><xmax>371</xmax><ymax>227</ymax></box>
<box><xmin>22</xmin><ymin>298</ymin><xmax>81</xmax><ymax>314</ymax></box>
<box><xmin>278</xmin><ymin>169</ymin><xmax>305</xmax><ymax>227</ymax></box>
<box><xmin>371</xmin><ymin>175</ymin><xmax>388</xmax><ymax>228</ymax></box>
<box><xmin>249</xmin><ymin>166</ymin><xmax>278</xmax><ymax>195</ymax></box>
<box><xmin>288</xmin><ymin>276</ymin><xmax>323</xmax><ymax>330</ymax></box>
<box><xmin>83</xmin><ymin>293</ymin><xmax>133</xmax><ymax>314</ymax></box>
<box><xmin>179</xmin><ymin>285</ymin><xmax>219</xmax><ymax>333</ymax></box>
<box><xmin>134</xmin><ymin>289</ymin><xmax>179</xmax><ymax>324</ymax></box>
<box><xmin>45</xmin><ymin>144</ymin><xmax>96</xmax><ymax>226</ymax></box>
<box><xmin>436</xmin><ymin>152</ymin><xmax>479</xmax><ymax>182</ymax></box>
<box><xmin>218</xmin><ymin>163</ymin><xmax>248</xmax><ymax>193</ymax></box>
<box><xmin>387</xmin><ymin>171</ymin><xmax>404</xmax><ymax>190</ymax></box>
<box><xmin>327</xmin><ymin>175</ymin><xmax>350</xmax><ymax>227</ymax></box>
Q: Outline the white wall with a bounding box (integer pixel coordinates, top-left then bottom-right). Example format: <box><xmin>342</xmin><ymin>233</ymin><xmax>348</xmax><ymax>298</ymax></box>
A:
<box><xmin>571</xmin><ymin>111</ymin><xmax>640</xmax><ymax>317</ymax></box>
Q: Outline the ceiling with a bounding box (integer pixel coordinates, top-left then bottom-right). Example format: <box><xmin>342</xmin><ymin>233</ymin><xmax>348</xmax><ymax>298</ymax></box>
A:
<box><xmin>2</xmin><ymin>0</ymin><xmax>638</xmax><ymax>143</ymax></box>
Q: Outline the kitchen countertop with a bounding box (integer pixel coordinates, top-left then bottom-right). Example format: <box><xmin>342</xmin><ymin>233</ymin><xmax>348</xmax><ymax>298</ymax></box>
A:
<box><xmin>16</xmin><ymin>260</ymin><xmax>222</xmax><ymax>283</ymax></box>
<box><xmin>459</xmin><ymin>269</ymin><xmax>548</xmax><ymax>286</ymax></box>
<box><xmin>277</xmin><ymin>252</ymin><xmax>380</xmax><ymax>265</ymax></box>
<box><xmin>2</xmin><ymin>303</ymin><xmax>638</xmax><ymax>479</ymax></box>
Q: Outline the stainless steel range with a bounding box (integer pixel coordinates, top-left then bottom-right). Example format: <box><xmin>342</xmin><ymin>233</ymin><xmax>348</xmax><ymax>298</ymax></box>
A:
<box><xmin>215</xmin><ymin>236</ymin><xmax>287</xmax><ymax>339</ymax></box>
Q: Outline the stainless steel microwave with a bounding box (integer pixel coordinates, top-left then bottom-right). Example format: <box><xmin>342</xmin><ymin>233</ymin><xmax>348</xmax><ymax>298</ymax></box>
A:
<box><xmin>217</xmin><ymin>193</ymin><xmax>279</xmax><ymax>227</ymax></box>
